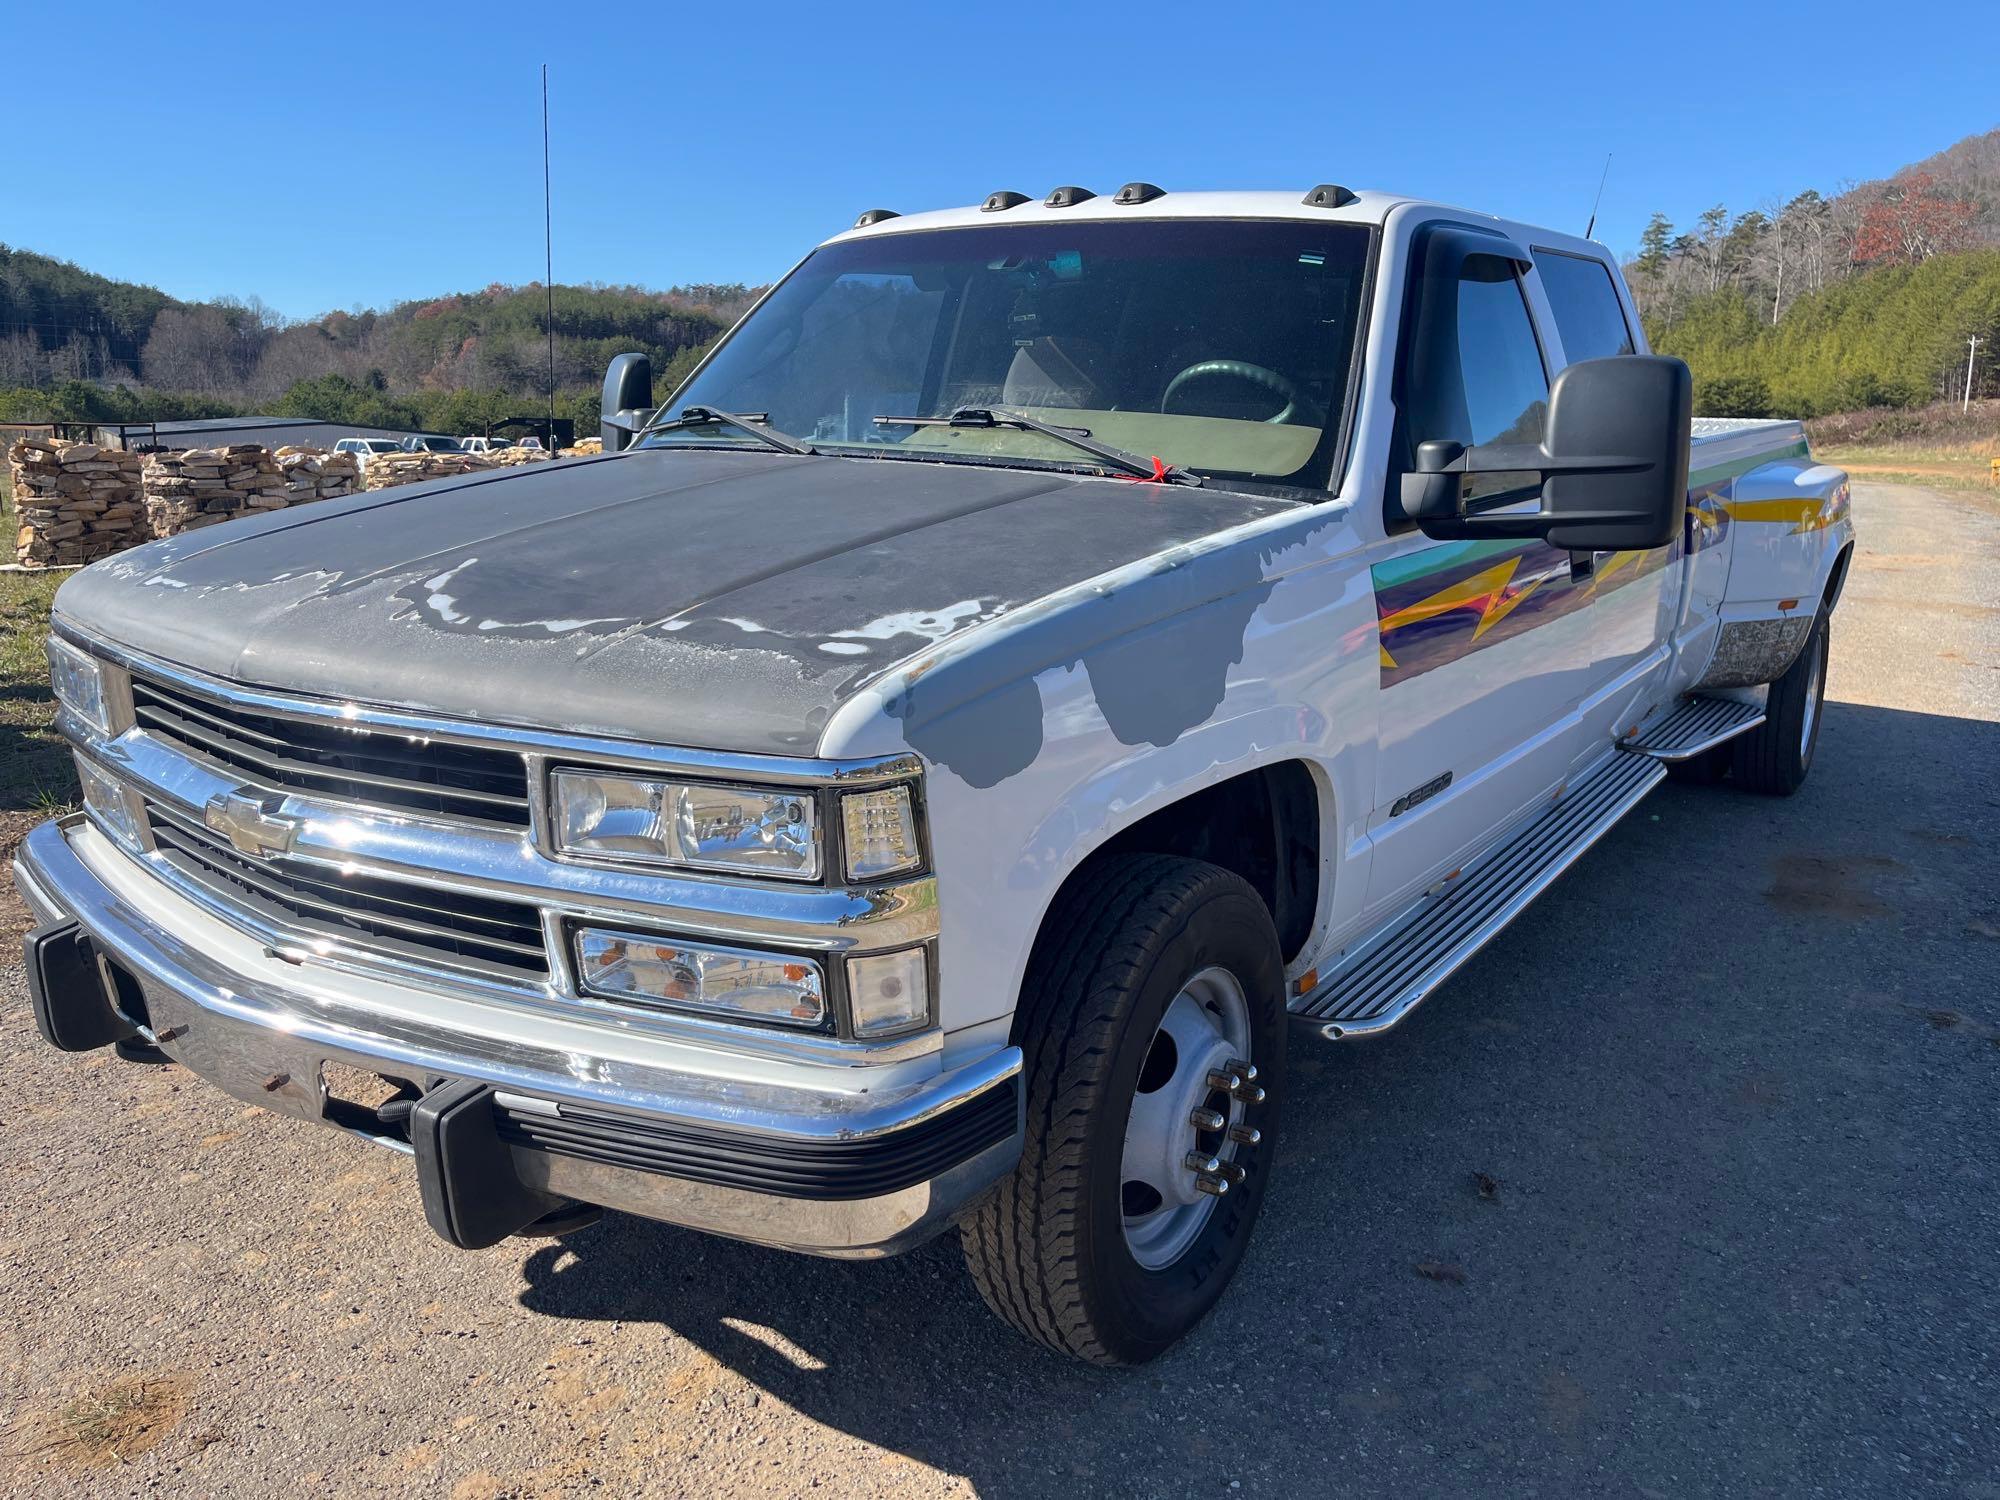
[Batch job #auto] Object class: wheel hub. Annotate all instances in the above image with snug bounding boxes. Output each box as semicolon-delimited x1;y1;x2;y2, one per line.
1120;966;1260;1270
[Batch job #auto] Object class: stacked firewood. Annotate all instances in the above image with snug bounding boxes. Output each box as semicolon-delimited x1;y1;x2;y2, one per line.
558;437;604;457
142;445;290;539
274;446;362;503
7;437;146;567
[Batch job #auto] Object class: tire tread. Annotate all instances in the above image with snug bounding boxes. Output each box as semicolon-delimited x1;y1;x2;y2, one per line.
960;854;1258;1363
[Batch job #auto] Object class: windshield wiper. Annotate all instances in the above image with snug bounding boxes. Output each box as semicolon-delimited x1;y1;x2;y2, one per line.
638;405;816;456
872;407;1200;486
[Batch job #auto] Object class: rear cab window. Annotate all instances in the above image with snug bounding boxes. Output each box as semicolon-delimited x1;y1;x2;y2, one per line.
1533;249;1636;364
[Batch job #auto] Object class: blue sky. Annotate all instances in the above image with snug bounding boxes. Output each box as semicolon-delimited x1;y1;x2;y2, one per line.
11;0;1994;320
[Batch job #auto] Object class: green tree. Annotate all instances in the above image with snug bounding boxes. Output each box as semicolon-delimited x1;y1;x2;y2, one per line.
1636;214;1673;286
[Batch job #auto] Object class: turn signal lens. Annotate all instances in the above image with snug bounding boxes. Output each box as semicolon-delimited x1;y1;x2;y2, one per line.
840;787;922;880
845;948;931;1037
574;927;828;1029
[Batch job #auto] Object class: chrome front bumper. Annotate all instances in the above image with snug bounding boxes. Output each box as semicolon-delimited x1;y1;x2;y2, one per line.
14;816;1021;1259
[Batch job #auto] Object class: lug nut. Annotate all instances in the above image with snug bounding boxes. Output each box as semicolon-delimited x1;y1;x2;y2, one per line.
1194;1174;1230;1198
1189;1107;1226;1132
1183;1151;1221;1175
1228;1124;1262;1147
1233;1082;1267;1105
1206;1068;1244;1093
1226;1059;1258;1084
1217;1161;1247;1184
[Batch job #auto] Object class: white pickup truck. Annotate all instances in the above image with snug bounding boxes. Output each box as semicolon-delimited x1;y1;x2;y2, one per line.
19;184;1851;1365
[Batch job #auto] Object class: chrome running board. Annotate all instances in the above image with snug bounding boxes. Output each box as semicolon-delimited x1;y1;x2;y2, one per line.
1291;751;1666;1041
1616;694;1764;762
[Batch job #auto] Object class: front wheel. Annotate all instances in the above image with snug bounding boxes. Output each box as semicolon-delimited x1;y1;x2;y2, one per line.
960;854;1285;1364
1731;606;1829;796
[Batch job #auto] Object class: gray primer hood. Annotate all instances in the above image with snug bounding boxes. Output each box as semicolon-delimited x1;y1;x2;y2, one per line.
55;448;1293;756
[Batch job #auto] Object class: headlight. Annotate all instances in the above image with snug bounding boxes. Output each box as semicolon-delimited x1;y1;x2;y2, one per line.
573;927;827;1028
553;770;819;879
48;637;108;736
840;787;922;880
75;752;144;851
845;948;931;1036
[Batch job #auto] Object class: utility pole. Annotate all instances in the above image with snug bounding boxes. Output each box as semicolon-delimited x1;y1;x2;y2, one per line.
1966;335;1981;414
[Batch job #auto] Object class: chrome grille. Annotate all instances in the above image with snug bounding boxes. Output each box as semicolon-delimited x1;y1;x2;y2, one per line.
146;799;550;981
129;673;531;826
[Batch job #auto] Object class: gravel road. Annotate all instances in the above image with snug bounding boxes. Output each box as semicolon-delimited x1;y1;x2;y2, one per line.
2;481;1995;1498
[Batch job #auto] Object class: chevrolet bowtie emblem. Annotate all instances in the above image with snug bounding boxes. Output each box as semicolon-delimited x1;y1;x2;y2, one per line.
203;790;299;859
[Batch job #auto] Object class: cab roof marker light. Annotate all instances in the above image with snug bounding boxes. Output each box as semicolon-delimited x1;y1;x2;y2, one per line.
1302;183;1358;209
981;190;1030;213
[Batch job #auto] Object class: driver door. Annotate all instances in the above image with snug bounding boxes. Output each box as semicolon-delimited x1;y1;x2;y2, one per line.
1361;229;1593;925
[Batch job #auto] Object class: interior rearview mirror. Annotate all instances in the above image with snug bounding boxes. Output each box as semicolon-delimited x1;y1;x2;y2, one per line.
1399;355;1693;551
600;353;654;452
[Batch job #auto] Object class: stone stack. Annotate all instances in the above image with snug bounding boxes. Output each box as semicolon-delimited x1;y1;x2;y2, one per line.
558;437;604;457
7;437;146;567
485;446;554;469
142;444;289;539
362;450;499;490
274;446;362;504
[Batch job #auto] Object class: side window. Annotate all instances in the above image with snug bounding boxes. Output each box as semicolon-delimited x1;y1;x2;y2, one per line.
1536;251;1635;363
1405;255;1549;503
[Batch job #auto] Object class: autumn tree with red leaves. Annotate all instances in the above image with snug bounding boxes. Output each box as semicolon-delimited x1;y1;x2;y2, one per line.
1852;172;1978;267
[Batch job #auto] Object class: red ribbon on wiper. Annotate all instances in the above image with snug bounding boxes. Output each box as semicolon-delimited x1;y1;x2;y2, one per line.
1116;455;1174;484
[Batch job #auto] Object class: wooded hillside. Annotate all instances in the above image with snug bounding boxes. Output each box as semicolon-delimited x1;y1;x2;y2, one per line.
1631;126;2000;416
0;243;762;436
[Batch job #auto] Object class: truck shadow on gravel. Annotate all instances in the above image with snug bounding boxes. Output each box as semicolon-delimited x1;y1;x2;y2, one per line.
511;699;1996;1496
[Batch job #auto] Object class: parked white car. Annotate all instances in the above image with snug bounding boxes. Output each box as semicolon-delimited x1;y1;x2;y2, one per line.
331;436;404;470
23;184;1851;1365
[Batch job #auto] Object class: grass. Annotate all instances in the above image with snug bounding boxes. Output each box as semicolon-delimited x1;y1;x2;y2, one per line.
1;464;77;816
1809;399;2000;492
1814;446;1999;492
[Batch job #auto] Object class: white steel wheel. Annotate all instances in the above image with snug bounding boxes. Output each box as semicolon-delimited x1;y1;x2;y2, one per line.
1120;966;1254;1270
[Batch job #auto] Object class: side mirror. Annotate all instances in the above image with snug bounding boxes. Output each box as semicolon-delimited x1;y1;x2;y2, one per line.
600;352;654;452
1399;355;1692;551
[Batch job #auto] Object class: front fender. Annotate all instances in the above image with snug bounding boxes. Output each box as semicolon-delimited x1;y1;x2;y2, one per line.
826;518;1380;1037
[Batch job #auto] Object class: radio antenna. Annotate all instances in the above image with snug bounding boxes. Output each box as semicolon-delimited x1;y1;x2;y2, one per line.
542;63;556;444
1584;153;1612;240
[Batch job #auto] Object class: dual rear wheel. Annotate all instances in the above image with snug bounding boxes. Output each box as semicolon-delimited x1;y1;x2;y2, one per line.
1674;604;1830;795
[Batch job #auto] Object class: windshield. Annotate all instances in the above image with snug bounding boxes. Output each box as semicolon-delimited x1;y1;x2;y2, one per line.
420;437;460;451
640;219;1371;486
365;440;400;452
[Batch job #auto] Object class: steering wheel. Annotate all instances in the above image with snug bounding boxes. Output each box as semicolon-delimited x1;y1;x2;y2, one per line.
1160;360;1301;425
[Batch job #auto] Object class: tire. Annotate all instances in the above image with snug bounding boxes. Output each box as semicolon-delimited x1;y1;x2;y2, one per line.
1731;606;1829;796
960;853;1286;1365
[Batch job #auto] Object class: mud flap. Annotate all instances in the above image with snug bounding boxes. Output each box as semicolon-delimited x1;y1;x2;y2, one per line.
409;1078;568;1250
23;920;139;1053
